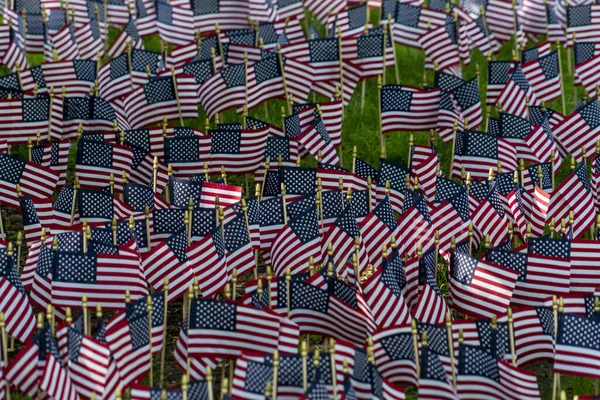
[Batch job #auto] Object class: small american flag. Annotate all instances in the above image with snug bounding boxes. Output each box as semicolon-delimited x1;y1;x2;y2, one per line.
223;213;254;277
554;99;600;163
418;23;461;77
457;129;517;180
272;208;321;276
207;127;270;175
555;312;600;379
0;246;36;341
457;344;541;399
0;152;58;210
511;306;555;366
20;194;53;246
372;325;418;388
497;65;538;119
77;188;133;224
450;250;519;319
381;86;441;133
418;345;459;400
123;73;199;129
67;326;112;399
567;4;600;44
486;61;513;106
52;249;148;309
0;95;63;144
62;96;117;139
471;181;509;247
41;59;98;97
379;158;410;214
522;51;561;104
358;196;397;270
198;62;247;119
107;17;143;58
184;297;282;358
75;139;134;193
231;354;274;400
38;326;79;400
104;292;165;388
391;3;448;48
156;0;194;45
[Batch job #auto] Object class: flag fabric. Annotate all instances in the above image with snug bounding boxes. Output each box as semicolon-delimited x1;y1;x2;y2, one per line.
553;99;600;163
0;152;58;209
62;96;118;140
123;73;198;128
51;250;148;310
0;95;63;144
456;130;517;180
38;326;80;400
359;196;397;270
381;86;441;133
555;312;600;379
471;182;510;247
487;61;514;106
497;65;538;119
198;62;247;119
566;4;600;44
208;126;269;175
521;50;562;103
186;224;228;299
75;139;134;193
391;3;448;48
456;344;542;399
418;345;459;400
104;292;165;389
511;306;555;366
449;250;519;319
372;325;418;387
418;23;461;77
155;0;194;46
20;194;53;246
272;208;321;276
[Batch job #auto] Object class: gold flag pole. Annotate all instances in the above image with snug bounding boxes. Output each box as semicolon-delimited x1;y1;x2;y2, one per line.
147;295;153;386
507;307;517;366
411;319;420;375
0;312;10;400
159;277;169;385
301;340;308;391
556;40;567;115
70;176;80;225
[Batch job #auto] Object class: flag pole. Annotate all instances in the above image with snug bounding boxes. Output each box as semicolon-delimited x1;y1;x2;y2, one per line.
411;319;420;376
266;266;272;307
0;312;10;400
147;295;153;386
158;282;168;386
301;339;308;391
171;67;184;125
47;86;54;140
389;15;400;84
152;156;158;193
511;0;519;59
507;307;517;366
337;26;344;101
145;206;152;251
360;23;369;111
382;19;388;85
449;120;459;177
272;351;279;400
378;75;385;158
70;176;79;225
277;44;291;115
241;199;258;280
556;40;567;115
286;267;291;318
188;197;194;244
551;295;561;400
445;312;457;388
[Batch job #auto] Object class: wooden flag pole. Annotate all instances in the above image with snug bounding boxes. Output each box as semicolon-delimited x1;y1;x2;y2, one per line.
389;15;400;84
411;319;420;376
241;199;258;280
82;294;88;335
382;20;388;85
147;295;153;386
507;307;517;366
0;312;10;400
206;367;214;400
444;312;457;388
181;375;188;400
70;176;80;225
271;351;279;400
186;285;194;381
572;33;577;102
277;44;291;115
144;206;152;251
378;76;385;158
360;23;369;112
301;340;308;391
171;67;184;125
47;86;54;140
512;0;519;59
556;41;567;115
449;120;459;177
152;156;159;193
480;6;492;53
551;295;560;400
286;266;291;318
187;197;194;244
337;27;344;101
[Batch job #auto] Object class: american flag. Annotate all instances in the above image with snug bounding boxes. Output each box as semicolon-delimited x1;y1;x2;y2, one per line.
287;113;340;165
5;340;41;397
458;130;517;180
419;23;461;77
379;158;410;214
305;37;340;83
553;99;600;163
38;326;79;400
529;185;550;237
484;0;522;43
208;126;269;175
223;213;254;277
191;0;250;32
548;163;595;238
391;3;448;48
322;204;368;281
449;250;518;319
555;312;600;379
412;152;440;203
398;190;436;256
231;354;273;400
507;185;528;239
62;96;118;140
41;59;98;97
20;194;53;246
418;345;459;400
432;177;471;260
97;49;159;103
142;229;193;302
289;279;369;345
130;380;208;400
51;249;148;309
243;55;285;111
358;196;397;270
123;73;198;129
349;26;395;79
456;344;541;399
521;50;562;103
104;292;165;389
304;0;345;24
184;297;281;358
486;60;513;106
381;86;441;133
372;325;418;388
75;139;133;193
511;306;555;366
525;121;562;169
471;182;509;247
164;136;210;178
50;23;80;61
31;139;70;187
155;0;194;46
66;326;112;399
107;17;143;58
449;77;482;130
567;4;600;44
0;245;36;341
73;18;104;59
362;252;411;329
198;62;246;119
0;95;63;144
413;267;451;326
272;208;321;276
77;188;133;224
0;152;58;210
497;65;538;119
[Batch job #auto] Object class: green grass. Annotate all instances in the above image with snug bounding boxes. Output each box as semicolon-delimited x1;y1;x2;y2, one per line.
4;8;595;400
